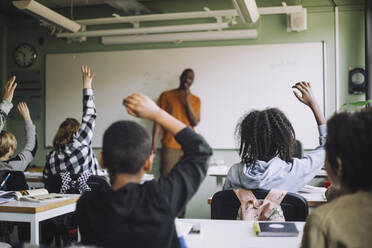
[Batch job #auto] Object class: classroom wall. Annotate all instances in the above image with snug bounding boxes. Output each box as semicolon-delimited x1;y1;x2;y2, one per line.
0;15;8;87
3;1;365;219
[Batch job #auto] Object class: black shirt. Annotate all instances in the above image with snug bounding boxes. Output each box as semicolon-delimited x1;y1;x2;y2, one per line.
75;127;212;248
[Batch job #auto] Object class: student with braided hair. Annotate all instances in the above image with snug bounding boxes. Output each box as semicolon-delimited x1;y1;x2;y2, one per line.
223;82;326;192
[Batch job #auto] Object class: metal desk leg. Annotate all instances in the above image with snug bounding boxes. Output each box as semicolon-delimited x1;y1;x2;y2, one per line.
30;219;39;245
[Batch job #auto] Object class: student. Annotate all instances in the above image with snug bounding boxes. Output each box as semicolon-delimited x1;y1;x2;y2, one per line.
301;108;372;248
0;102;37;171
75;93;212;248
0;76;17;132
43;66;100;192
223;82;326;192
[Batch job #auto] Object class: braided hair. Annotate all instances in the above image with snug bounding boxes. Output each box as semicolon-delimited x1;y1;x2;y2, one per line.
236;108;296;166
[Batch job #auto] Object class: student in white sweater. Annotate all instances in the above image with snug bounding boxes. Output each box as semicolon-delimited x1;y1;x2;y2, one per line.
223;82;326;193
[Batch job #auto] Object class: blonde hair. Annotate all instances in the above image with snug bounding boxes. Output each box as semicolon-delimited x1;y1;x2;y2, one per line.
53;118;81;149
0;131;17;157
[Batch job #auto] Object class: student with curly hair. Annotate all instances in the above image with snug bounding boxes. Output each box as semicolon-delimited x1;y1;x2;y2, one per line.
223;82;326;192
301;108;372;248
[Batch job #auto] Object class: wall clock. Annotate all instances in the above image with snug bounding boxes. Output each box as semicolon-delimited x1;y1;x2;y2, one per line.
14;43;37;68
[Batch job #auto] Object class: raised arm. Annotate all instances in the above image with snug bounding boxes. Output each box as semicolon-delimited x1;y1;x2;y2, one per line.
0;76;17;132
124;94;185;135
152;123;162;154
292;81;326;126
76;66;96;145
184;89;200;127
289;82;327;190
6;102;37;171
124;94;212;216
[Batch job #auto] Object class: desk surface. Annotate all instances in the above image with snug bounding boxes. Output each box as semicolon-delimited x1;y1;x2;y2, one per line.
0;195;80;213
177;219;305;248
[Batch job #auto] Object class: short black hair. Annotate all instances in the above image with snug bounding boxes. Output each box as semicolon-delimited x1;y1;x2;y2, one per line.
236;108;296;166
325;107;372;191
102;121;152;174
179;68;194;83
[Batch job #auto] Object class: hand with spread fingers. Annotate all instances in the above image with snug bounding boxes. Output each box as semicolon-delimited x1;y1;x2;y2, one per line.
2;76;17;103
292;81;325;125
123;94;161;120
17;102;31;121
81;65;95;89
292;81;316;107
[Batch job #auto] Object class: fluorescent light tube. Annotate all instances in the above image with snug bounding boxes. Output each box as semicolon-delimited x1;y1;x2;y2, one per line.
56;23;229;38
102;30;258;45
77;10;238;26
13;0;81;32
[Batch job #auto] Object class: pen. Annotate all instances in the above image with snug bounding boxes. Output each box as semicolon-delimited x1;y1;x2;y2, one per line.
0;173;11;190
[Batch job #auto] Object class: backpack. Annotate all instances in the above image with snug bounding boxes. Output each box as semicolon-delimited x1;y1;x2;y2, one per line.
233;188;287;221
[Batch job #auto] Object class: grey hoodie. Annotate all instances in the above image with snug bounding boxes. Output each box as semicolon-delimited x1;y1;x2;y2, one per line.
223;124;326;193
0;120;37;171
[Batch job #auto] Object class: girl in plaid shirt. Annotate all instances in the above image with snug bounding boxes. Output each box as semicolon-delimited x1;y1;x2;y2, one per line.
43;66;100;192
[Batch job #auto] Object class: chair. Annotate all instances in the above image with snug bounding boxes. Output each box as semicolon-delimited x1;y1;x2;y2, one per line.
42;173;109;246
45;173;109;194
293;140;304;159
211;189;308;221
0;170;29;191
0;171;30;243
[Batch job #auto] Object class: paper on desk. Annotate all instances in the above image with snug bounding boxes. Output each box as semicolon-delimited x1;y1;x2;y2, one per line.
175;219;193;237
24;172;43;178
298;185;327;194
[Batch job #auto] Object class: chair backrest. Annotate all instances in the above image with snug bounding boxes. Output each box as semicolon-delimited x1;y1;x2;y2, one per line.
0;170;28;191
211;189;308;221
293;140;304;159
45;174;109;194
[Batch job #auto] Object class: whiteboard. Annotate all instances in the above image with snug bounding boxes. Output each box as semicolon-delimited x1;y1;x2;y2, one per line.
46;42;325;149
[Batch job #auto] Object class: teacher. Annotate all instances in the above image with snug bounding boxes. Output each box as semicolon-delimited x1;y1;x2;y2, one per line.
152;68;201;177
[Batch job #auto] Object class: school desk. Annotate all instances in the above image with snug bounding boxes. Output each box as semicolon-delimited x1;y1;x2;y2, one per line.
176;218;305;248
0;194;79;245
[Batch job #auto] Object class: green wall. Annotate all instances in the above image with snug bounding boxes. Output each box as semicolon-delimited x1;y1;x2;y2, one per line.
2;1;365;218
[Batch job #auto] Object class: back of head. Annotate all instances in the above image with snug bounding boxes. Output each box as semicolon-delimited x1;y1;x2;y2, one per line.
325;107;372;191
0;131;17;157
102;121;152;174
53;118;81;149
236;108;295;165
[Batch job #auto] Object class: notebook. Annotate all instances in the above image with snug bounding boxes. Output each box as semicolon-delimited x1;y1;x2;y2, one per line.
0;189;66;203
253;222;299;237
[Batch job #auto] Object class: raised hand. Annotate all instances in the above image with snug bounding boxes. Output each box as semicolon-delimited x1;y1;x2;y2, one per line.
2;76;17;102
17;102;31;121
81;65;94;89
123;94;161;120
292;81;325;125
292;81;317;107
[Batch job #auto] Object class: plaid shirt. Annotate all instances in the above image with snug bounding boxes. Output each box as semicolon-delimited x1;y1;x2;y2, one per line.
43;88;100;180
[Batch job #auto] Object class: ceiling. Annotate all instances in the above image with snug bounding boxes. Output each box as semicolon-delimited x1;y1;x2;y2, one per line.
0;0;365;19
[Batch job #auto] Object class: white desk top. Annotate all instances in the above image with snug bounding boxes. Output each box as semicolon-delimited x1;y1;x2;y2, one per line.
176;219;305;248
0;194;80;213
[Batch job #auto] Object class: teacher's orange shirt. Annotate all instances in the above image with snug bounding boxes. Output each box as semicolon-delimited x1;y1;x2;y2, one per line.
158;89;201;149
